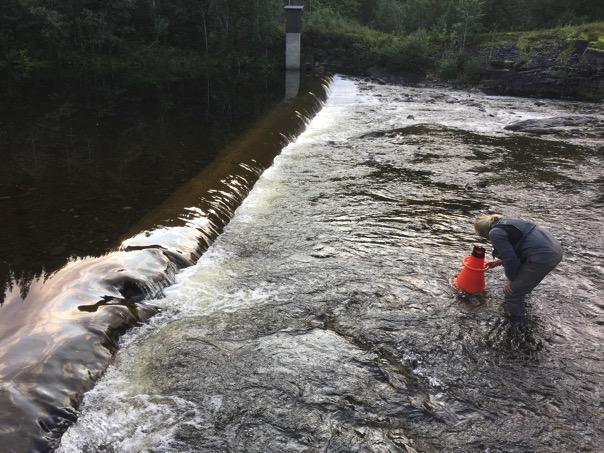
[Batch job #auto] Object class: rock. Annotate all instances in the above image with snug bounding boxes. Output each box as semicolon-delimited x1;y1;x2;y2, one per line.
358;131;386;139
310;245;337;259
407;115;415;120
583;47;604;67
479;40;604;101
504;115;604;137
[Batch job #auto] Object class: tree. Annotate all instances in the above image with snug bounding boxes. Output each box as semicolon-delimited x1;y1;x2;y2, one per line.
372;0;404;34
453;0;484;53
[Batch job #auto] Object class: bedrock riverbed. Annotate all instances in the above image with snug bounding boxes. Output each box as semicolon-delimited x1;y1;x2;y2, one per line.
60;77;603;452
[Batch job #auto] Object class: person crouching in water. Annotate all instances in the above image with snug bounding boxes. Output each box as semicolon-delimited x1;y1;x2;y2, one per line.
474;214;563;325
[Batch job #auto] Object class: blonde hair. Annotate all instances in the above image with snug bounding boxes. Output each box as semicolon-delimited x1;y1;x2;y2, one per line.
474;214;503;239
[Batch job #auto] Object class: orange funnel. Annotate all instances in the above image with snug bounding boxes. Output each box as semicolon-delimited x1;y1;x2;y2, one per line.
454;246;489;295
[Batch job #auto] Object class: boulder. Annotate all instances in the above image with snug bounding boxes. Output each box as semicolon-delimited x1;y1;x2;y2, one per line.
504;116;604;137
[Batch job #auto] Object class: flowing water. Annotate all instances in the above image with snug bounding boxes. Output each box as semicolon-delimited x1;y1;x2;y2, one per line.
0;73;328;451
6;75;604;451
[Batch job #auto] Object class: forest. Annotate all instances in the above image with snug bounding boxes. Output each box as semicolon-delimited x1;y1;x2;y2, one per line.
1;1;603;86
315;0;603;34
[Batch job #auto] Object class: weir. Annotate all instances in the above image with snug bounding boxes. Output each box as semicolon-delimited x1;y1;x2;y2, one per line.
58;77;604;452
0;75;330;452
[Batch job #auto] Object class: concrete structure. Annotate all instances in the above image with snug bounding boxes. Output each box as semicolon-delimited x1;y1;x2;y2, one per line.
284;5;303;70
285;70;300;99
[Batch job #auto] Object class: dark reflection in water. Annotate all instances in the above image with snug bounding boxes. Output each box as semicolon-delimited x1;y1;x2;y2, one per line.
0;70;329;451
285;70;301;99
0;74;285;302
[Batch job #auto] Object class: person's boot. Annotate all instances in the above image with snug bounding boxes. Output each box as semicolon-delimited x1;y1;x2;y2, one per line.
509;315;527;327
508;315;541;351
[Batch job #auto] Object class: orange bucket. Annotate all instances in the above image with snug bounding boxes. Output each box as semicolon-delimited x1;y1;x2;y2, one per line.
453;246;490;295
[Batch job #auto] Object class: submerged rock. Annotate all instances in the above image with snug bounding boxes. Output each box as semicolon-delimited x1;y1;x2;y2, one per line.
504;115;604;137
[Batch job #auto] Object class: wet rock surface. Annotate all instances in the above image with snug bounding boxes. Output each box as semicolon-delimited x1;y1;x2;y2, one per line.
480;41;604;101
60;79;604;452
504;115;604;137
146;317;424;452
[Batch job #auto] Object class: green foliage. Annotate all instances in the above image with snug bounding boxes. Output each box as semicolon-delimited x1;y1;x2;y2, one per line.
437;52;484;83
457;55;484;83
438;53;459;80
318;0;604;35
482;22;604;47
306;5;389;44
592;36;604;50
451;0;484;52
305;0;603;80
372;0;405;34
306;6;435;73
378;32;434;73
1;0;603;86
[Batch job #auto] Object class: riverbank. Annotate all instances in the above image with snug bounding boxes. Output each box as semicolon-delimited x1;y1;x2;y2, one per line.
4;19;602;103
303;21;604;101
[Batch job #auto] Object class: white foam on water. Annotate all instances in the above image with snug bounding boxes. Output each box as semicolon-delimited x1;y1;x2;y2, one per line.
58;377;206;453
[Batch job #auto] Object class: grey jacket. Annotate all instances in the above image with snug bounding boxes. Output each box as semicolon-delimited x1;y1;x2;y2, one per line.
489;218;563;280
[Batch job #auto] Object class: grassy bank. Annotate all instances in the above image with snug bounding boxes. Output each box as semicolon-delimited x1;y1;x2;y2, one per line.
481;22;604;49
304;8;434;77
304;9;604;89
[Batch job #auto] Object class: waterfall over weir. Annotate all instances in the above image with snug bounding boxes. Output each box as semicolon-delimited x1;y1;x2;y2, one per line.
0;76;330;452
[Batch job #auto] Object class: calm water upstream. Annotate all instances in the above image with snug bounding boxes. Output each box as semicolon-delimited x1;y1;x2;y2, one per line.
0;75;285;297
6;75;604;451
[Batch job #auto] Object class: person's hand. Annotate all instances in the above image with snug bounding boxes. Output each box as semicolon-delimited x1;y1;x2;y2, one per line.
487;259;503;269
503;280;513;296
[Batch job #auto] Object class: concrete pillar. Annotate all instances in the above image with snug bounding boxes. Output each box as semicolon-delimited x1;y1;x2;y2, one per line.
284;5;303;70
285;70;300;99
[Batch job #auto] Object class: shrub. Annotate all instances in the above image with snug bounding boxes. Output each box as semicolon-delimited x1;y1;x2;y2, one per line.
591;36;604;50
437;53;485;83
437;54;459;80
458;56;485;83
379;33;434;74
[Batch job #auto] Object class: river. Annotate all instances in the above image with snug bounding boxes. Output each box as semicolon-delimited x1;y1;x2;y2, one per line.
0;74;288;297
4;75;604;452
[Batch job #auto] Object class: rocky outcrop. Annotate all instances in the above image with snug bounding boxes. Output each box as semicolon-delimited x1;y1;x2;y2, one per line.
303;27;604;101
480;40;604;101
